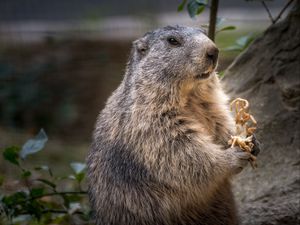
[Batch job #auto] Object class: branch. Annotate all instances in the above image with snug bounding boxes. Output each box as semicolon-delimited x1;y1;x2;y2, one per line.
42;209;85;215
18;209;85;215
208;0;219;42
261;0;295;25
30;191;87;201
261;1;274;24
14;191;87;205
274;0;294;23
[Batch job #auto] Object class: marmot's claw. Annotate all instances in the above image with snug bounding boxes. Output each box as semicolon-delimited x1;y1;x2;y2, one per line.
250;134;261;156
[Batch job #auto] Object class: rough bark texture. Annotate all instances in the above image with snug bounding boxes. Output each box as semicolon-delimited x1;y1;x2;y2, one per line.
223;1;300;225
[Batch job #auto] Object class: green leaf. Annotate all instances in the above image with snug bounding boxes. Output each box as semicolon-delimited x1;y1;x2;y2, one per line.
245;0;273;1
36;178;56;189
26;199;43;219
177;0;187;11
64;194;82;202
222;45;243;51
2;191;27;206
52;215;67;224
3;146;20;165
56;175;71;180
196;5;205;15
75;173;85;183
187;1;198;18
216;17;226;28
20;129;48;159
68;202;81;214
35;165;49;171
11;215;32;223
201;24;209;29
187;0;206;18
0;174;4;186
195;0;208;4
35;165;53;177
217;25;236;33
81;209;93;221
236;35;250;46
218;71;225;78
30;188;44;198
21;170;32;178
70;162;86;174
70;162;86;183
236;34;254;48
68;175;76;180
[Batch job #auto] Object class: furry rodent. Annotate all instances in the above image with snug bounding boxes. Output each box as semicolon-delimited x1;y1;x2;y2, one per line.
87;25;253;225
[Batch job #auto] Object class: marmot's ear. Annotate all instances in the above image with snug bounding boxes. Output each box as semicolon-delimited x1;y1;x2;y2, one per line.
133;38;148;55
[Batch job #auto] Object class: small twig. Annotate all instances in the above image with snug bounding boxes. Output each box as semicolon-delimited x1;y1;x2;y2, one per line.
42;209;85;215
43;209;68;214
14;191;87;205
30;191;87;201
261;1;275;24
18;209;85;215
273;0;294;23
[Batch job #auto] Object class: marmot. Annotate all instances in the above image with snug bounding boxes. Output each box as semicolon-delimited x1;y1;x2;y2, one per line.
87;25;258;225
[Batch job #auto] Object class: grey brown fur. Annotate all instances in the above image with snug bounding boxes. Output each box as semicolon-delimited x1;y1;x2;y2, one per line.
87;26;253;225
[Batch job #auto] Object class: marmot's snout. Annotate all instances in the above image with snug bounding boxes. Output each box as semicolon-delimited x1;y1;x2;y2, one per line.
196;44;219;79
206;45;219;66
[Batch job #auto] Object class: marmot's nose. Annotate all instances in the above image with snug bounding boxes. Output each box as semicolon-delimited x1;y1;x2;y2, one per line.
206;46;219;64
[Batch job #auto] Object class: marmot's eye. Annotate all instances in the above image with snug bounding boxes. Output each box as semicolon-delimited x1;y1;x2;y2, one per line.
167;37;180;46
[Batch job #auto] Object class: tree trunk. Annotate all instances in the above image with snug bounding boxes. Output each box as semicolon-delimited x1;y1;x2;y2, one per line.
208;0;219;41
223;1;300;224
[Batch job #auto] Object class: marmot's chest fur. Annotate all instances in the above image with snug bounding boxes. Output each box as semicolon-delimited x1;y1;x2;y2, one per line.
179;79;234;148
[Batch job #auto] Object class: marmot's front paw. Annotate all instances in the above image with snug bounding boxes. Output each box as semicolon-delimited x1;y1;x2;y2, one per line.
227;147;252;175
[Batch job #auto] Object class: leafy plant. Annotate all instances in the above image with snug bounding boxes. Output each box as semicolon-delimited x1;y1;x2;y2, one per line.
178;0;208;18
0;130;92;225
222;34;255;52
177;0;236;41
215;18;236;34
246;0;294;24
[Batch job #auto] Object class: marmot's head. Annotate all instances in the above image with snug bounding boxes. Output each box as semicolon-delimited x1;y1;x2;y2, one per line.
127;25;219;87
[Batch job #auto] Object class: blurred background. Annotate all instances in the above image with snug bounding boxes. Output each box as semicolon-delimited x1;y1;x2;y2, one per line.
0;0;291;174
